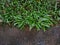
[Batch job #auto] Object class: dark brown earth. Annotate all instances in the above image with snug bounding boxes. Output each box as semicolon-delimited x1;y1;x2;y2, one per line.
0;24;60;45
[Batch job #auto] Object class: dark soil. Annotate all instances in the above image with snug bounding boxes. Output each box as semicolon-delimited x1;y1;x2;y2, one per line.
0;24;60;45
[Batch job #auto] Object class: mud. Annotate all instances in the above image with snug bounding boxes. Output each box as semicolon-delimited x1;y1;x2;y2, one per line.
0;24;60;45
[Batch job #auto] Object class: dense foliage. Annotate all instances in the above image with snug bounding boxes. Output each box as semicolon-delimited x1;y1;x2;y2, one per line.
0;0;60;31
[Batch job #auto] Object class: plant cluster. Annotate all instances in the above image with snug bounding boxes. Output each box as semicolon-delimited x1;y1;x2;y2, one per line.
0;0;60;31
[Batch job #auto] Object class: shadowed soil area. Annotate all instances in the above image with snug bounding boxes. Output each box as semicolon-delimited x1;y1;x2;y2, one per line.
0;24;60;45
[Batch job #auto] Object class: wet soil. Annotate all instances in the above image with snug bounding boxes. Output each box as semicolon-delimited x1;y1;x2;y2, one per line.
0;24;60;45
